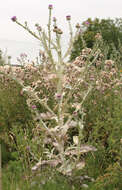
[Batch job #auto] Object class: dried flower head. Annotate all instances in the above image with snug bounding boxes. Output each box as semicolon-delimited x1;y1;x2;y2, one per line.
75;23;80;29
105;60;114;66
95;33;102;40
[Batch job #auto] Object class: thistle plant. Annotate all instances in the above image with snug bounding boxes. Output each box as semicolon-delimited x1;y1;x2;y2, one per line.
4;5;100;179
5;5;120;180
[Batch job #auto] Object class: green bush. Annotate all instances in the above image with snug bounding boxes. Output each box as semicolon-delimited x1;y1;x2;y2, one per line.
70;18;122;69
0;75;34;165
80;87;122;189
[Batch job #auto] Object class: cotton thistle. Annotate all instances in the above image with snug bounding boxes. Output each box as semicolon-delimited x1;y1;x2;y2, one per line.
9;4;99;180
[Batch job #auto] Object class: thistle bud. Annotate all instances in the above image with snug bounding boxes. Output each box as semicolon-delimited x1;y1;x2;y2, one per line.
75;23;80;29
53;26;58;33
53;17;57;22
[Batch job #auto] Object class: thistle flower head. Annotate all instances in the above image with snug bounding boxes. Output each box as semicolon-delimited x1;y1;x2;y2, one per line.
84;21;90;25
32;105;37;109
55;93;62;100
48;4;53;9
11;16;17;22
66;15;71;21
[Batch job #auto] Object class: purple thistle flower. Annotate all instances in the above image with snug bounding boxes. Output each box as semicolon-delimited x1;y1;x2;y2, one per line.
66;15;71;21
26;146;30;151
85;21;90;25
32;105;37;109
48;4;53;9
11;16;17;22
55;93;62;100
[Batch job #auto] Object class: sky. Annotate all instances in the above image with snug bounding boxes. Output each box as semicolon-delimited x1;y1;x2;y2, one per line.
0;0;122;64
0;0;122;42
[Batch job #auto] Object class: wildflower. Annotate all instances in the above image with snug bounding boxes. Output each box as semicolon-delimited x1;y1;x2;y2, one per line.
84;21;90;25
48;4;53;9
55;93;62;100
11;16;17;22
66;15;71;21
32;105;37;109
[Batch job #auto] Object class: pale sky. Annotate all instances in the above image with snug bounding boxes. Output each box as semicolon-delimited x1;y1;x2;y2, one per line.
0;0;122;43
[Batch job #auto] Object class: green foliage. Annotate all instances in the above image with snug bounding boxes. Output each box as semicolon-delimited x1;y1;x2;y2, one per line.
70;18;122;68
0;75;34;165
80;88;122;189
88;163;122;190
70;35;84;61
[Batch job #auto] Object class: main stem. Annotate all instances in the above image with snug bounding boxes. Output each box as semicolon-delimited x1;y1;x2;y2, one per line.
0;144;2;190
